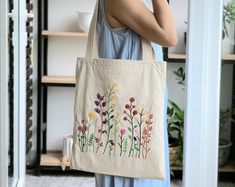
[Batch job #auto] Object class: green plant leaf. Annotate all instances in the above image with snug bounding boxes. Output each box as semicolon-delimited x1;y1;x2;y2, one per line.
134;144;140;151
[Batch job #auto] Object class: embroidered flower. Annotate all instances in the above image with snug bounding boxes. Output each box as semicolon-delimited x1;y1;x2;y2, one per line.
125;104;130;109
133;110;138;116
88;112;96;120
120;129;126;136
129;97;135;103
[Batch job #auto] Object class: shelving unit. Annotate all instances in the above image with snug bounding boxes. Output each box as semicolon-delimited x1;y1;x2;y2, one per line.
163;47;235;178
36;0;81;175
36;0;235;178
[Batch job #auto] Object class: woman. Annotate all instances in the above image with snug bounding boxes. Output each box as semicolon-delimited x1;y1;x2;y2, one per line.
95;0;177;186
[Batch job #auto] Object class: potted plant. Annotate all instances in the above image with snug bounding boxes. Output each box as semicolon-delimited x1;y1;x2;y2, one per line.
219;109;233;167
167;100;184;165
167;67;185;165
222;0;235;54
184;1;235;54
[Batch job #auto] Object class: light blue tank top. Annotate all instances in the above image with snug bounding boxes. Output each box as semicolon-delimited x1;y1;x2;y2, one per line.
96;0;163;61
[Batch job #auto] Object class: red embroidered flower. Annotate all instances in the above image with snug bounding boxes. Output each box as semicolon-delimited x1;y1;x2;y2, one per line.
129;97;135;103
133;110;138;116
77;126;83;132
125;104;130;109
123;117;128;121
82;126;88;132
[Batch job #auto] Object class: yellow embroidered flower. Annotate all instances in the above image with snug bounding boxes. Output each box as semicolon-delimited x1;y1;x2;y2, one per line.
112;88;118;94
116;112;121;118
107;84;113;90
88;112;96;120
111;104;117;109
111;94;118;100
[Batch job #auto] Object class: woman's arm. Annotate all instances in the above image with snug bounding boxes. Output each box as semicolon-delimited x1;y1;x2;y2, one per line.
106;0;177;47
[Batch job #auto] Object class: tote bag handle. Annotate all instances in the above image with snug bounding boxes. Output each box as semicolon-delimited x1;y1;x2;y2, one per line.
86;0;155;60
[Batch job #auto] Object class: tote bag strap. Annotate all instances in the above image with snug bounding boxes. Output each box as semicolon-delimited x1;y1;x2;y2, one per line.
86;0;155;60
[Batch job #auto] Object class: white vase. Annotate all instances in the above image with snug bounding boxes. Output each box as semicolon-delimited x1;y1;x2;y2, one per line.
62;134;73;160
222;37;234;55
76;11;93;33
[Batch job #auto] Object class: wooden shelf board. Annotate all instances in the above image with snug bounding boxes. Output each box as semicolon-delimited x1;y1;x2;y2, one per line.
222;54;235;61
168;53;235;61
41;76;75;84
171;160;235;172
8;154;10;166
42;30;88;37
41;152;70;167
218;160;235;172
168;53;186;60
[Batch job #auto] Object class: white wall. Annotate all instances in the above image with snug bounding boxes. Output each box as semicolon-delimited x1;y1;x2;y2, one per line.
31;0;233;151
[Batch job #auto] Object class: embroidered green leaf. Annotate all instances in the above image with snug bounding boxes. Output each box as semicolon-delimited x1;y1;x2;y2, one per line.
134;144;140;151
123;139;128;153
128;127;132;132
134;125;138;128
88;133;94;146
128;135;132;139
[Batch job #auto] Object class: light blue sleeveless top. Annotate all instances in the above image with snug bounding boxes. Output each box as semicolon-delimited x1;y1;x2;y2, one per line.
95;0;170;186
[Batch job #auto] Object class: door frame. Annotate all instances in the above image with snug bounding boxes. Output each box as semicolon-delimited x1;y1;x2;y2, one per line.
0;0;9;186
13;0;27;186
0;0;27;186
183;0;223;186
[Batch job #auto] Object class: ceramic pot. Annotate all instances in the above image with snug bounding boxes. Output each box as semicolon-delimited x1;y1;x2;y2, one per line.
169;145;180;166
62;134;73;160
76;11;93;33
218;140;232;167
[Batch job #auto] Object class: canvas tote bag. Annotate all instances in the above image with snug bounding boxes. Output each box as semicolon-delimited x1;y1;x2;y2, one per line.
70;0;167;180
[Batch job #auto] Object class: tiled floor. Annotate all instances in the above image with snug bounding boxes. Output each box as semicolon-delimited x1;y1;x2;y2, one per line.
25;174;235;187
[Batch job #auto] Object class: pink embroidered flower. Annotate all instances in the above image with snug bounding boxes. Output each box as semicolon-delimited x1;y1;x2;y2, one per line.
120;129;126;136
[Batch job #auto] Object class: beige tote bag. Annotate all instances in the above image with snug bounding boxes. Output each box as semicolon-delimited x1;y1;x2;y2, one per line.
70;0;167;180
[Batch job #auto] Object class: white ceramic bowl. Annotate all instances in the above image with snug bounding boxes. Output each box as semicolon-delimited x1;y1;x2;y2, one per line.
76;11;93;33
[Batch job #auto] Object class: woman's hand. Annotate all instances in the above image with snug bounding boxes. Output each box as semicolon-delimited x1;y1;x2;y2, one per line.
105;0;177;47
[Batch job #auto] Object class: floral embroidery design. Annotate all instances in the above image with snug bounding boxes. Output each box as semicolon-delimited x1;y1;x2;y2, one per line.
76;83;154;159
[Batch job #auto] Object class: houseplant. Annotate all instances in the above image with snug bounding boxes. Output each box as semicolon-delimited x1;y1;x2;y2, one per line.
222;0;235;39
185;1;235;53
167;67;185;165
219;109;233;167
222;0;235;54
167;100;184;165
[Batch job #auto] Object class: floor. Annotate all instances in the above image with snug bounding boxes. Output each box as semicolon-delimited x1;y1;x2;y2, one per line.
25;174;235;187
